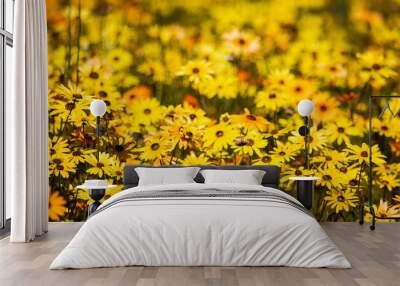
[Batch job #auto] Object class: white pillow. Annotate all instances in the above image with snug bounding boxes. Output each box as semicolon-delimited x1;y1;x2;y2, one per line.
135;167;200;186
200;169;265;185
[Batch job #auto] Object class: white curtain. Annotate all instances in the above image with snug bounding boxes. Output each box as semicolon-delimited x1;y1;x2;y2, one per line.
8;0;49;242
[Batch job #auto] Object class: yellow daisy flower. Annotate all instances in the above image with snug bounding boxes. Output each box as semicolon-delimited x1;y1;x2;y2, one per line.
129;98;165;126
163;122;203;150
85;152;116;178
376;173;400;192
269;141;299;164
345;143;386;167
231;109;270;132
255;88;288;112
313;149;347;169
180;152;211;165
316;167;346;190
233;132;267;157
177;60;214;86
223;29;260;56
326;118;363;145
49;154;76;178
106;48;133;70
48;191;67;221
204;123;239;152
325;189;358;213
137;136;172;163
365;200;400;222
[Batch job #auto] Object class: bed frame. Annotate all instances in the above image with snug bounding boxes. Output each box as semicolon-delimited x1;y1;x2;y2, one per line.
123;165;281;189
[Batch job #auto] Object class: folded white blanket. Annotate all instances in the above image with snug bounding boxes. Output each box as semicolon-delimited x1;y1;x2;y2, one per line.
50;183;351;269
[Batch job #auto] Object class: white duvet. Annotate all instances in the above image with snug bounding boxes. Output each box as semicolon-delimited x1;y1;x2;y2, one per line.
50;183;351;269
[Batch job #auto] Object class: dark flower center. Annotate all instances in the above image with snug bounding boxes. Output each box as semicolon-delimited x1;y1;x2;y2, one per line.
53;158;62;164
235;136;247;146
115;144;124;152
190;114;197;120
97;163;104;168
98;90;107;98
295;86;302;93
113;56;120;61
338;127;345;133
337;195;345;202
246;114;257;121
72;93;82;100
269;93;277;99
144;108;151;115
238;38;246;45
262;156;271;163
185;132;193;140
216;130;224;137
192;67;200;74
222;116;229;122
320;105;328;112
89;71;99;79
372;63;381;70
322;174;332;181
361;151;368;157
279;151;286;156
295;170;302;176
349;179;357;186
66;102;75;110
151;143;160;151
311;51;318;60
56;165;64;170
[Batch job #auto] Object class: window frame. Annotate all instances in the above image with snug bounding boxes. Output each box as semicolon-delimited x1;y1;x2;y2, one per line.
0;0;14;232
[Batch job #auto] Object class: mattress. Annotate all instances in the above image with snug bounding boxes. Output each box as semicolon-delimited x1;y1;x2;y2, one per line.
50;183;351;269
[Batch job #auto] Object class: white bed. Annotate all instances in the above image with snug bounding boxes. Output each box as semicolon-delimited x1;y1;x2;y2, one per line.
50;183;351;269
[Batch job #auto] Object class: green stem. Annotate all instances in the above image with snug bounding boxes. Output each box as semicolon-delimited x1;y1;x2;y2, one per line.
55;100;76;144
169;142;179;165
66;0;72;82
75;0;82;84
317;200;327;221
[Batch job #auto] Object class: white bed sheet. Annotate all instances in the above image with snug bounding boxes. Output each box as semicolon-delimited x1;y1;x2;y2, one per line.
50;183;351;269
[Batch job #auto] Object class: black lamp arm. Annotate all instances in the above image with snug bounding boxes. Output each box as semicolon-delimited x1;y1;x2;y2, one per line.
298;116;311;169
96;116;100;161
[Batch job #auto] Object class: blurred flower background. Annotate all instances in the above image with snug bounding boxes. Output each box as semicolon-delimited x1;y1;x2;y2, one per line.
47;0;400;222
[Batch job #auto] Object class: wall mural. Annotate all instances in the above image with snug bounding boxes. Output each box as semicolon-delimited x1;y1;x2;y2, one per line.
47;0;400;222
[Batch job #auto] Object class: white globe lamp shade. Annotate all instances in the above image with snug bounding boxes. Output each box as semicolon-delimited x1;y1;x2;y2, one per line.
297;99;314;117
90;99;107;117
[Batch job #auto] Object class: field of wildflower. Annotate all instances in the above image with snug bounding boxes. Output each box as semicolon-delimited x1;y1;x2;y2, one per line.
46;0;400;222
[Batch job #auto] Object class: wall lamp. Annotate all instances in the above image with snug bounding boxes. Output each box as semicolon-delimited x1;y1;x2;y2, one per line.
90;99;107;161
297;99;314;169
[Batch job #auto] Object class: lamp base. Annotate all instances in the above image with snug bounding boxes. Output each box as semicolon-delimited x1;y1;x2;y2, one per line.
88;188;105;216
296;180;314;210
